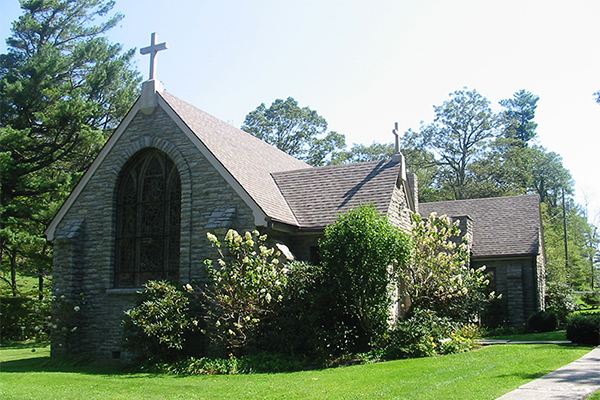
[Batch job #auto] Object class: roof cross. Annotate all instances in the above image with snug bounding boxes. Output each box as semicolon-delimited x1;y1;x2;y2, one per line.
140;32;168;81
392;122;401;154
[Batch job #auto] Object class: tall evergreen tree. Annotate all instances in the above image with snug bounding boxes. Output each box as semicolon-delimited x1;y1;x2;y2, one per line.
499;89;539;144
0;0;141;296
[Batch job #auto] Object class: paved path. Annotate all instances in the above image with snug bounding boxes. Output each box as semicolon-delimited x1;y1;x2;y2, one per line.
495;346;600;400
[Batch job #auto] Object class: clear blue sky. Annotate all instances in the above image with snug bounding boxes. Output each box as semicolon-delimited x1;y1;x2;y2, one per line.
2;0;599;223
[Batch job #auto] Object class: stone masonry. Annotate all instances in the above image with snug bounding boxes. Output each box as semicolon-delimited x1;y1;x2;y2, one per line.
51;106;256;359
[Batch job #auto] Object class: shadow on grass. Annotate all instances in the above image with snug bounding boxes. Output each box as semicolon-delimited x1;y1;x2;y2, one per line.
1;340;50;349
0;356;142;376
494;371;549;381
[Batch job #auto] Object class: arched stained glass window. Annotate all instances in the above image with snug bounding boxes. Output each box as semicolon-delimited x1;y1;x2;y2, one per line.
115;149;181;288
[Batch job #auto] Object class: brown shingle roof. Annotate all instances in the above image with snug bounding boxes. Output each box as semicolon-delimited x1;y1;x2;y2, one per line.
272;160;401;229
160;91;311;226
418;195;542;258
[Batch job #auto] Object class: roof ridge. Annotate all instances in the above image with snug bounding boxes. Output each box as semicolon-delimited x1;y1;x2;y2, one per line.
421;193;540;206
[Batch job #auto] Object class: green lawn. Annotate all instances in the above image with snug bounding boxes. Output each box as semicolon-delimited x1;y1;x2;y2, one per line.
0;342;595;400
486;330;568;341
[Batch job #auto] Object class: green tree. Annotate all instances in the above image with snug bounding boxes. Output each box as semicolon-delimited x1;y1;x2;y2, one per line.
241;97;345;166
403;88;499;200
543;202;599;290
0;0;141;296
499;89;539;144
319;205;411;350
333;141;395;164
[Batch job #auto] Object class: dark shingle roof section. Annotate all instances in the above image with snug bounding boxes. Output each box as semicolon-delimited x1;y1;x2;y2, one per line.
273;160;401;229
418;195;542;258
160;91;311;226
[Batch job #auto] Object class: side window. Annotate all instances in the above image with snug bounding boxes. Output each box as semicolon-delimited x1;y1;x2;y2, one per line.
115;149;181;288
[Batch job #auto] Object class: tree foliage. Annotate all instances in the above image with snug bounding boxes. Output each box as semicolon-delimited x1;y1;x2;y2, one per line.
242;97;345;166
0;0;141;296
319;205;411;350
333;141;395;164
499;89;539;144
404;88;499;200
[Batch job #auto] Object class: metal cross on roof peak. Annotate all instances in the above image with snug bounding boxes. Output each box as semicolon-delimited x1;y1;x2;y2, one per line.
140;32;168;81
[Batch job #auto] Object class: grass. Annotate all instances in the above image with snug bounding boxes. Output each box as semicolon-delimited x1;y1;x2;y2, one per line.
0;341;595;400
576;308;600;314
486;330;568;342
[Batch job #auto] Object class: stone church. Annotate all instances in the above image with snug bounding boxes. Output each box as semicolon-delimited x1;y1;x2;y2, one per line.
45;36;545;359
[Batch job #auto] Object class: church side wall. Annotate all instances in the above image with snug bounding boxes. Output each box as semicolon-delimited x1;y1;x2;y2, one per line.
473;257;539;328
51;107;255;359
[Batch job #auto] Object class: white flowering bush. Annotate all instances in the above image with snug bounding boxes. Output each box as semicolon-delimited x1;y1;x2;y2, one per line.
202;230;287;355
46;292;85;353
403;213;492;322
122;281;199;362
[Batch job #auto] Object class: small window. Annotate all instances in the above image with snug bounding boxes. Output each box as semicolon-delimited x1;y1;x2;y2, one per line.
115;149;181;288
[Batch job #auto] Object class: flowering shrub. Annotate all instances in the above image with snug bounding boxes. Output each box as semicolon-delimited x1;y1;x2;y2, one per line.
202;230;287;355
405;213;492;322
122;281;199;362
51;293;85;352
545;281;577;326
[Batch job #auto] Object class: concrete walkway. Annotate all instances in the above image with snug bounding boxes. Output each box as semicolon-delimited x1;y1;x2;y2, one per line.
495;346;600;400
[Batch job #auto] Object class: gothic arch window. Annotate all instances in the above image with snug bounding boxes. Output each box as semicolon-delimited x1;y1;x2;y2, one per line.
115;149;181;288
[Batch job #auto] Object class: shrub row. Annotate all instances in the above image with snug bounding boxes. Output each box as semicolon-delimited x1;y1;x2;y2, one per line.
566;313;599;346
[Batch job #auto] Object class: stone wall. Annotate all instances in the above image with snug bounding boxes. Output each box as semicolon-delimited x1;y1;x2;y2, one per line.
386;184;413;233
472;256;540;327
52;106;256;359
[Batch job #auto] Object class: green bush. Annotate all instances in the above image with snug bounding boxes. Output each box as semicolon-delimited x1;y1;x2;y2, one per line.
319;205;411;352
150;356;240;375
148;352;307;375
122;281;200;362
566;313;600;345
580;292;600;308
382;310;476;360
545;282;576;326
260;261;336;359
481;297;510;329
527;310;558;333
